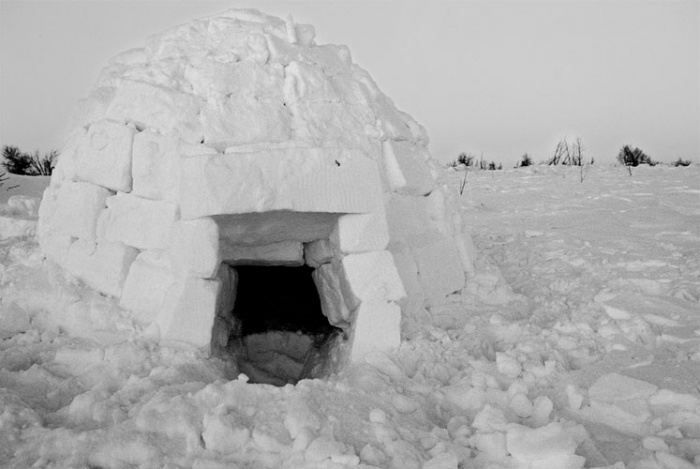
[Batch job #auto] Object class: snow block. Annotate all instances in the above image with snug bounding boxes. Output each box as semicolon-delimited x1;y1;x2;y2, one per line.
216;211;340;246
588;373;658;405
313;263;352;326
382;140;434;196
105;80;204;144
330;207;389;254
76;119;136;192
289;101;376;152
506;423;585;469
64;239;138;297
349;300;401;362
53;127;87;182
167;218;220;278
387;241;427;330
103;193;178;250
179;148;383;218
385;194;433;241
340;251;406;307
283;61;339;105
51;181;111;242
155;276;220;347
132;130;216;202
409;232;466;305
119;251;174;323
187;56;281;97
220;240;303;266
40;233;74;265
210;263;238;354
119;251;175;323
304;239;335;267
201;94;291;150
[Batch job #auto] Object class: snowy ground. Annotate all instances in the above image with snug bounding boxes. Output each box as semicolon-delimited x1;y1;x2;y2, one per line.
1;165;699;469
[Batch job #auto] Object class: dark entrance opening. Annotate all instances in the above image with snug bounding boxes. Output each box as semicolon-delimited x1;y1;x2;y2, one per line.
226;265;343;386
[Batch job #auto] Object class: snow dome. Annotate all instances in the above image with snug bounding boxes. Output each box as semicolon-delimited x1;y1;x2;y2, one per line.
37;9;474;384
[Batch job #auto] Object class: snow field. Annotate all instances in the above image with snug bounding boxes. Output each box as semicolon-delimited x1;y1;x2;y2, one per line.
2;164;698;468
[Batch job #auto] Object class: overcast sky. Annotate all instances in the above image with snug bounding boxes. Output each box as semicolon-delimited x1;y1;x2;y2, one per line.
1;0;698;165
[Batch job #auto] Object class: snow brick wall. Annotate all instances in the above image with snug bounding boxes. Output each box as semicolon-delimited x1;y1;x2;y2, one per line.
37;9;474;372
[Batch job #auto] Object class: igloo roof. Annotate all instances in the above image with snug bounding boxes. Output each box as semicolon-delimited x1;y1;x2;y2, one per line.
77;8;429;156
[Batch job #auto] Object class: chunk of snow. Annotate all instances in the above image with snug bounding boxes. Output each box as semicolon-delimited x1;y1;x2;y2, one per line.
330;208;390;254
179;148;383;218
119;251;174;322
105;80;204;144
313;262;352;325
76;119;136;192
155;276;220;347
220;240;303;266
383;140;434;196
349;300;401;361
340;250;406;305
50;181;110;242
103;193;178;250
422;452;459;469
588;373;658;404
167;218;220;278
131;130;215;202
201;413;249;453
64;239;138;297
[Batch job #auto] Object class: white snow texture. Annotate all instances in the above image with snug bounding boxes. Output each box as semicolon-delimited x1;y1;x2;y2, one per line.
35;9;473;360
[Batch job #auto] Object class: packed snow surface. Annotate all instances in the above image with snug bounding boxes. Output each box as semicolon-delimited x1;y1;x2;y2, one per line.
1;165;699;468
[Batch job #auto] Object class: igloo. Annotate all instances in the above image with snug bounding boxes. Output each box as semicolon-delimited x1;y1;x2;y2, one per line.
37;9;474;385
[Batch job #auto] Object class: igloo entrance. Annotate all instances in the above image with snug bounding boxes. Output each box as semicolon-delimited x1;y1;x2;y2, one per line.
212;264;344;386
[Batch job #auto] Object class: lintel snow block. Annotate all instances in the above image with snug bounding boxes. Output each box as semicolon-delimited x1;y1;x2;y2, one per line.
52;181;111;242
64;239;138;298
167;218;220;278
340;250;406;308
349;300;401;362
155;276;220;347
103;193;178;250
77;119;136;192
180;148;383;218
220;240;303;266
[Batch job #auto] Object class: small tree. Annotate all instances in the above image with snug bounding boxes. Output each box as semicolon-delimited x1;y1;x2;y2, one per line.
672;157;691;167
571;137;585;166
548;138;572;165
617;145;655;168
1;145;56;175
518;153;533;167
457;152;475;167
2;146;33;175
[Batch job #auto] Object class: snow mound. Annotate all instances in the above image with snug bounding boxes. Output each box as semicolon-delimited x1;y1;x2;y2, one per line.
36;9;475;375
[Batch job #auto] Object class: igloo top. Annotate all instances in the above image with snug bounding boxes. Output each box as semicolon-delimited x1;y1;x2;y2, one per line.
37;9;474;358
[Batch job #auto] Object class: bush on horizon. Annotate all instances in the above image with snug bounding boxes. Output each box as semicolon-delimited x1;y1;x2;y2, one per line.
672;157;692;167
617;145;656;167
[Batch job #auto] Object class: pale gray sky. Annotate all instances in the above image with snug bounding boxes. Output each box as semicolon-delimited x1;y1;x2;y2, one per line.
1;0;698;165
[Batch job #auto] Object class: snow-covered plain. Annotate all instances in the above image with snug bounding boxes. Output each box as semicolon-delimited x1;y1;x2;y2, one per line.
1;164;699;469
